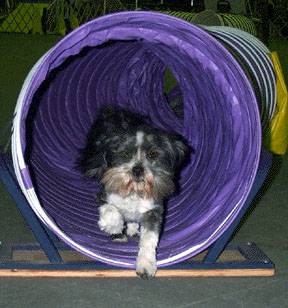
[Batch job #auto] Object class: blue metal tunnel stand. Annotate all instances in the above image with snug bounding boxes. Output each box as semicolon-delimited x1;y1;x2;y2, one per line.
0;148;275;277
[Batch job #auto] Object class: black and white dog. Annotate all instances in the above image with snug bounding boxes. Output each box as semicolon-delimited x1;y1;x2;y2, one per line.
78;108;190;279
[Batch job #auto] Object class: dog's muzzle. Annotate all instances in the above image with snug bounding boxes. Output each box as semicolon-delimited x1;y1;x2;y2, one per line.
132;164;144;182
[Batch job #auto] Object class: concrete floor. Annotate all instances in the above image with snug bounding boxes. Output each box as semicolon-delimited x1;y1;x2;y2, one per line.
0;33;287;308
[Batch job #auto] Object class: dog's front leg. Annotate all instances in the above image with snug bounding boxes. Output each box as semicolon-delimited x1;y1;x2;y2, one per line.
136;207;163;279
98;203;124;235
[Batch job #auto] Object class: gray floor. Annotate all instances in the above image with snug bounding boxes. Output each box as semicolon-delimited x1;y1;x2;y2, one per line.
0;33;287;308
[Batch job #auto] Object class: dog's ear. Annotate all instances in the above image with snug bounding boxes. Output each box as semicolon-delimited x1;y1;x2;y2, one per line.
171;135;192;168
77;141;108;180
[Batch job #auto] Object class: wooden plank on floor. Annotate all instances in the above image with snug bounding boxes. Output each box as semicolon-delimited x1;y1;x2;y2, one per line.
1;243;274;278
0;268;275;278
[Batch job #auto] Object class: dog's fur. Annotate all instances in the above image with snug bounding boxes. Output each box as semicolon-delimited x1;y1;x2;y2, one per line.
78;107;190;279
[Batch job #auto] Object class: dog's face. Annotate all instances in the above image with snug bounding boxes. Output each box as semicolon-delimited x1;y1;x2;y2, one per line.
79;109;190;200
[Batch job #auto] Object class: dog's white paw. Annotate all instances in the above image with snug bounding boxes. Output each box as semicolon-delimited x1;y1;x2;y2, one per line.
136;256;157;279
98;204;124;235
126;222;140;237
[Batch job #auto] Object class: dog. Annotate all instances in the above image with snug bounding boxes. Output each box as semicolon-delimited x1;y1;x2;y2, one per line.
78;107;190;279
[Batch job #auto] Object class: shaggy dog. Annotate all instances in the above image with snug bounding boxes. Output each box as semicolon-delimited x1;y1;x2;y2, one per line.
78;108;190;278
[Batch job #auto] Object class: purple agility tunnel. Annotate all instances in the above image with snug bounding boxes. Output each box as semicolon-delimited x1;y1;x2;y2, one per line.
12;12;265;268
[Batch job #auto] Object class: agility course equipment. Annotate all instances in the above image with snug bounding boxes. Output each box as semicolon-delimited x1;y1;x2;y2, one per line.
0;11;280;276
162;10;257;35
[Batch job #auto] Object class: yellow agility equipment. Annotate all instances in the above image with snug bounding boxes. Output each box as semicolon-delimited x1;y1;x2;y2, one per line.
264;52;288;155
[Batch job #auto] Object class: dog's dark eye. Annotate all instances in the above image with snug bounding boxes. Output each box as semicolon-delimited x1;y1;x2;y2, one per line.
146;150;159;160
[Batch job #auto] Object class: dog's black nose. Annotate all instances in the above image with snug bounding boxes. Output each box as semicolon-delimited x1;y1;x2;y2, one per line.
132;165;144;178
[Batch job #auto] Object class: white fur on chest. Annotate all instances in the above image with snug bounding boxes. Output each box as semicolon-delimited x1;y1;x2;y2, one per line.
107;193;155;221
